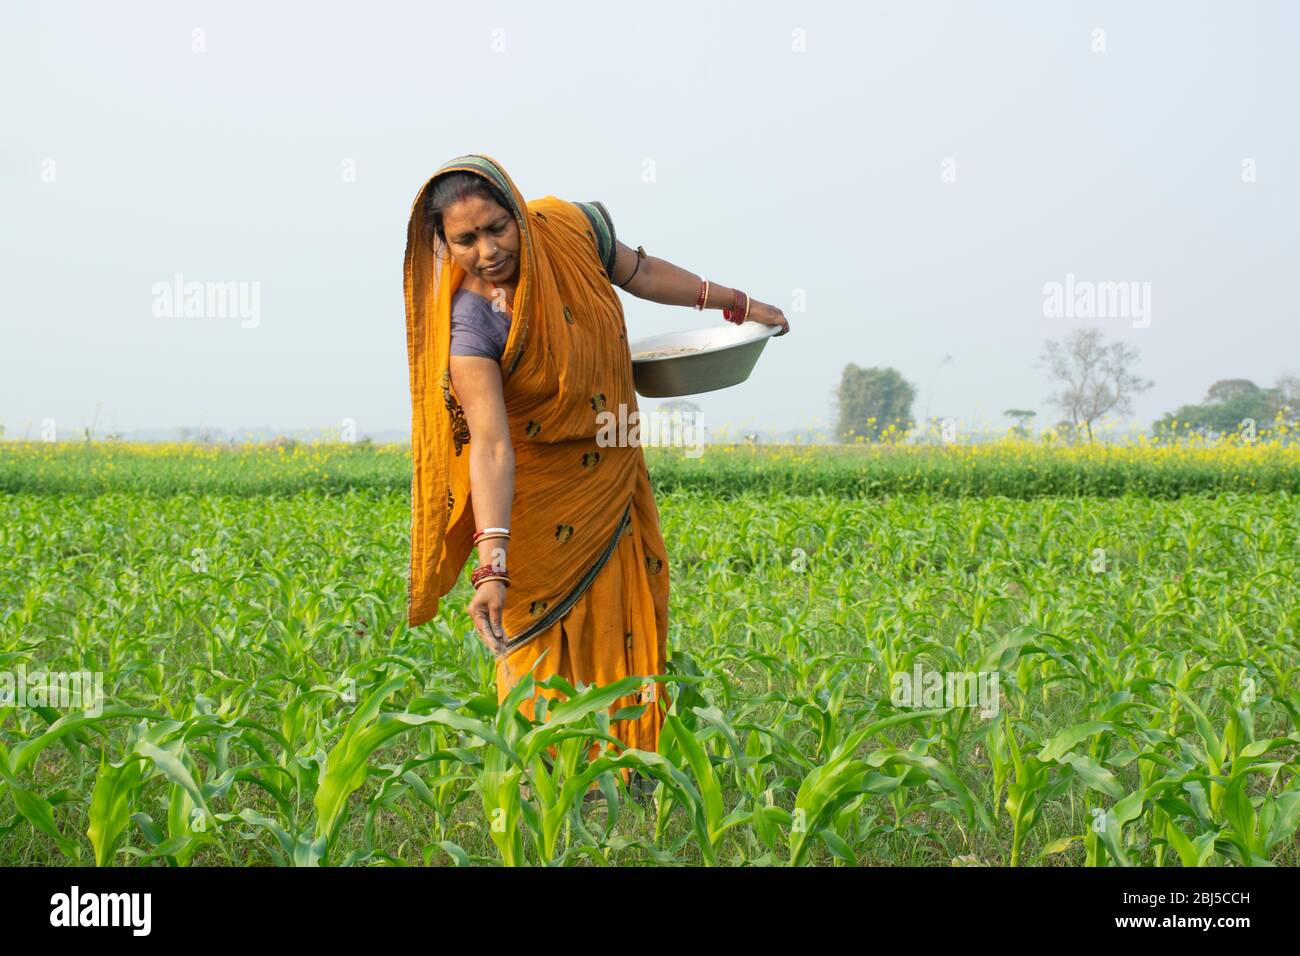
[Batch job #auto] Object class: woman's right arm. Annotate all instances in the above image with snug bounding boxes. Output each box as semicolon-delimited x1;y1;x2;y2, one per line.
449;354;515;651
608;240;789;335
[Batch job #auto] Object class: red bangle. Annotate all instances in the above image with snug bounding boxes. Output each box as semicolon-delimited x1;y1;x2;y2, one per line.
723;289;748;324
695;279;708;310
471;565;509;588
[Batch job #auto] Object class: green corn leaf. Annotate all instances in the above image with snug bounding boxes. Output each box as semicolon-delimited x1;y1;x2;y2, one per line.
8;779;81;861
87;754;148;866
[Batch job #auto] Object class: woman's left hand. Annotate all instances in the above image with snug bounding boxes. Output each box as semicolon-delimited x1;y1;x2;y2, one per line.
467;580;508;654
743;298;789;336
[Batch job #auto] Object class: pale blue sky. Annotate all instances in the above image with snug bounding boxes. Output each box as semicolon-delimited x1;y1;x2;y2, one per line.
2;0;1297;440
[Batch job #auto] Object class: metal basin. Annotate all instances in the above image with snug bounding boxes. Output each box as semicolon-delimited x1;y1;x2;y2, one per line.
629;321;780;397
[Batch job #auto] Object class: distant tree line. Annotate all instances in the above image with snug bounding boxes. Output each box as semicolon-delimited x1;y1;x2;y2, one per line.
833;326;1297;443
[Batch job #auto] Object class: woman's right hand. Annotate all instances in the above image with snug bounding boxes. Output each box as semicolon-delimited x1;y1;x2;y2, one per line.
744;297;790;336
467;580;508;654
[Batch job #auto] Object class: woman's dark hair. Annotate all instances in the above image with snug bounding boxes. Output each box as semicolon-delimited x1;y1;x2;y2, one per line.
422;171;514;253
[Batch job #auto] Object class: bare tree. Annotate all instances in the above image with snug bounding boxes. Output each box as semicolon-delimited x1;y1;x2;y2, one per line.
1038;327;1153;442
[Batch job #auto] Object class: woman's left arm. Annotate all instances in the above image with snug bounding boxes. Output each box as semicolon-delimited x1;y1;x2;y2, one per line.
609;241;789;336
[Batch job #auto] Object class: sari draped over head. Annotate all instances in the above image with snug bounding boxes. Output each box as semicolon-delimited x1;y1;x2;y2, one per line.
403;153;670;755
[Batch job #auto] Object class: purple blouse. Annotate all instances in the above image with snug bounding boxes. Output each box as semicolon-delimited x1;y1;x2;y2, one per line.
449;288;511;360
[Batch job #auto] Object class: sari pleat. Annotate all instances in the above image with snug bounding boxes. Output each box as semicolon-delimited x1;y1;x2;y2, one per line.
498;457;671;759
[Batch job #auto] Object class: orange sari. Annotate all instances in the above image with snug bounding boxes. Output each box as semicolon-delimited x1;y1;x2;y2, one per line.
403;153;670;758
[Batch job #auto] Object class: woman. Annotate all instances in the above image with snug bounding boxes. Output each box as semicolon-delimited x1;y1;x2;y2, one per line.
402;153;788;770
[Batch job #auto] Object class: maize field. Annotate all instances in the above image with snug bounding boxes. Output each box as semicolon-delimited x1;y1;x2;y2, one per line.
1;440;1298;866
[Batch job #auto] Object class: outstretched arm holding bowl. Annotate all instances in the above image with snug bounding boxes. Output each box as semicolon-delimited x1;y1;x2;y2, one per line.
608;241;790;336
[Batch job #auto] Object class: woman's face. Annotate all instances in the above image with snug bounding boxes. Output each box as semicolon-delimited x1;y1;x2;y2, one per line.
441;193;521;284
